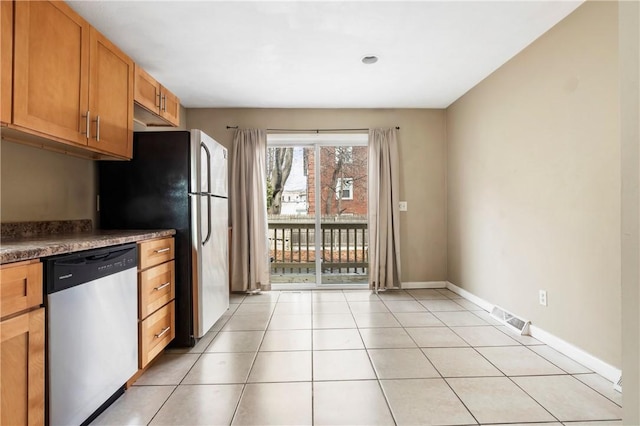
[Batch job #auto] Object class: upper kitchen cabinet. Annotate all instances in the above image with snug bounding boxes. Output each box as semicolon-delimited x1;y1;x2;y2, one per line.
9;1;133;159
134;65;180;127
12;1;90;147
1;1;13;125
87;28;134;158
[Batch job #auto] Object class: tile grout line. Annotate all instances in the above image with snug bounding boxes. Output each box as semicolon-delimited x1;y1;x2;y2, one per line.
399;290;480;425
422;291;566;423
144;325;222;425
212;293;252;425
504;374;567;424
345;290;399;426
426;290;608;424
570;373;623;408
228;291;282;424
126;289;621;425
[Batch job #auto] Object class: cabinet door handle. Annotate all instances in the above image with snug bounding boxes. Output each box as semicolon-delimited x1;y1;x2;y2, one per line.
82;111;90;136
95;115;100;141
154;247;171;253
154;326;170;339
161;94;166;112
156;92;162;109
153;282;171;291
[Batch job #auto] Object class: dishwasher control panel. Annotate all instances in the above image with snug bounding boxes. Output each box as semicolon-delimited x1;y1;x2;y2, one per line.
44;243;137;294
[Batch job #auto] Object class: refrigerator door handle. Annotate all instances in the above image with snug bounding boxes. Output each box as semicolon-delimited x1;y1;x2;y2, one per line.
201;142;212;194
202;196;212;245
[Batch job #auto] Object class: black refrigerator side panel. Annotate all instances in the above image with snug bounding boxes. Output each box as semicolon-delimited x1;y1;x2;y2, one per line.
99;131;195;347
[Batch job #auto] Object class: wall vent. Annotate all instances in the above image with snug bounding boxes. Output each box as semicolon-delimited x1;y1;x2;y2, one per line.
490;305;530;335
613;375;622;393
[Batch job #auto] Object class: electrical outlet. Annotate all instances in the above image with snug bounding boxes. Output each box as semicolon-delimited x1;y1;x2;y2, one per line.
399;201;408;211
539;290;547;306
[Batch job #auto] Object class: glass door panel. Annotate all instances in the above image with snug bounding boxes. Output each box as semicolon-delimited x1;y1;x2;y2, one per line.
266;146;316;284
318;145;368;285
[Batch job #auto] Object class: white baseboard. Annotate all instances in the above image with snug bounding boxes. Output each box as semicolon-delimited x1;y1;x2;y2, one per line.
528;325;621;382
402;281;447;289
445;282;621;383
446;281;493;312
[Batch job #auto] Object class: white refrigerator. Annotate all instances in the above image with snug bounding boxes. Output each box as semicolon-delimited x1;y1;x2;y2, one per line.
189;129;229;337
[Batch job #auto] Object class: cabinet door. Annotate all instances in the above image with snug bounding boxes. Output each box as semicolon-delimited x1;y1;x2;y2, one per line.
134;64;161;115
13;1;89;146
1;0;12;124
0;261;42;319
159;86;180;127
0;308;45;426
87;27;133;159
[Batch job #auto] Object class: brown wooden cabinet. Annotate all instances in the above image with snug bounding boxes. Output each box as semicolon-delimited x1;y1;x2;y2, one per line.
134;65;180;127
87;27;134;158
12;1;90;147
7;1;133;159
1;0;13;125
0;260;44;426
137;237;176;369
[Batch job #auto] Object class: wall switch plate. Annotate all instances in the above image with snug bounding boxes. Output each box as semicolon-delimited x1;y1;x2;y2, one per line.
399;201;408;211
539;290;547;306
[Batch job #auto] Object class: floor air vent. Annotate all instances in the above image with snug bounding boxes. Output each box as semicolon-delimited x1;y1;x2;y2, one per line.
490;306;530;335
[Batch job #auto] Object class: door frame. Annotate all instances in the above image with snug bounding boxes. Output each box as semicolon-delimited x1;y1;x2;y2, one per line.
267;133;369;289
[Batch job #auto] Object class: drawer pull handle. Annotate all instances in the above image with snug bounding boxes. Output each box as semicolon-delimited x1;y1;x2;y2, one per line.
155;326;170;339
154;247;171;254
154;282;171;291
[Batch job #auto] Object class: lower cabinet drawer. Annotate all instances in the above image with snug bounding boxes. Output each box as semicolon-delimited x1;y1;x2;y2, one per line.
138;238;174;270
1;261;43;319
139;302;175;368
139;261;175;319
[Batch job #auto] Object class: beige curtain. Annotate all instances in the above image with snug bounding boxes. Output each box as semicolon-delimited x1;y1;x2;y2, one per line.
230;129;270;293
368;128;402;292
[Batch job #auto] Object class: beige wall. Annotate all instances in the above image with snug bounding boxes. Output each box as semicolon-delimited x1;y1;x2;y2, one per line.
447;1;620;367
620;0;640;421
0;139;96;223
0;103;187;226
187;108;447;283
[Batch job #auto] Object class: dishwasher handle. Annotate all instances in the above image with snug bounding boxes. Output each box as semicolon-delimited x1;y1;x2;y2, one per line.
45;244;138;294
53;247;133;266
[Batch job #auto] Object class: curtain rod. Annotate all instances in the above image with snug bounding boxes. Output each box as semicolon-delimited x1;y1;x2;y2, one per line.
226;126;400;133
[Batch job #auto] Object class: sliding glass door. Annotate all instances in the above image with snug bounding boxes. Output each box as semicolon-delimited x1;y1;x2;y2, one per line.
267;134;368;288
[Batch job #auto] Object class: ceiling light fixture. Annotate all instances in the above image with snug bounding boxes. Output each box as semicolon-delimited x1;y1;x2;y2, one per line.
361;55;379;65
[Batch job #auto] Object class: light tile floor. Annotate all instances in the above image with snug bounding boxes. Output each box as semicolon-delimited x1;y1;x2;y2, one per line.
92;289;623;426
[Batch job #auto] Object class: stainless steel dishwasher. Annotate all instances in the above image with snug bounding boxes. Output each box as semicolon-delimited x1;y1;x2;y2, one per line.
44;243;138;426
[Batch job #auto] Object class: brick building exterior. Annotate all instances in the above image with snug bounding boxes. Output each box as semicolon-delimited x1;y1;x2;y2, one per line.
306;146;367;216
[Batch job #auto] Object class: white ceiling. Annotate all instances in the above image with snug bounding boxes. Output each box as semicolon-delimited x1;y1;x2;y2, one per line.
68;1;583;109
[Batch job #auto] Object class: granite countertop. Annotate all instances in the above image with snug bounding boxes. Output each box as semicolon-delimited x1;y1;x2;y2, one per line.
1;229;176;264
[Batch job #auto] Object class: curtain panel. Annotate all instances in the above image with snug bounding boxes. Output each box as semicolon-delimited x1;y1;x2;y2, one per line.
368;128;402;291
230;129;271;292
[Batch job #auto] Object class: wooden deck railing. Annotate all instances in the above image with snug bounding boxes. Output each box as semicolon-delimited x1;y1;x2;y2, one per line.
268;219;368;275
